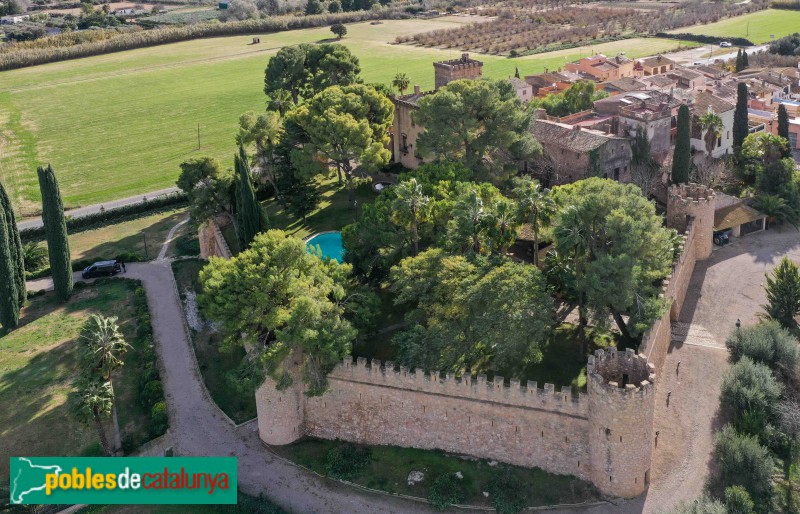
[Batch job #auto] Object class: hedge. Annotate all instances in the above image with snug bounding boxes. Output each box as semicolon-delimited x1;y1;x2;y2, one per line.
770;1;800;10
0;10;411;71
656;32;754;47
19;191;188;242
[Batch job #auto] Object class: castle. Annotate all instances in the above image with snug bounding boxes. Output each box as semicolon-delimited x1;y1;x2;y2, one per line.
255;184;717;499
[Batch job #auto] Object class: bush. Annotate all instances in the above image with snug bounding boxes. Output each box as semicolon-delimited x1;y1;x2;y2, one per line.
726;321;798;373
140;380;164;409
324;443;371;480
175;234;201;257
150;401;168;436
487;469;527;514
428;473;465;511
725;485;755;514
720;357;782;436
713;425;774;511
770;1;800;10
665;496;726;514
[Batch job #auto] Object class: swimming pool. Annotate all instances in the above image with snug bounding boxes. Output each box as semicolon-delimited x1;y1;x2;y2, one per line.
306;231;344;263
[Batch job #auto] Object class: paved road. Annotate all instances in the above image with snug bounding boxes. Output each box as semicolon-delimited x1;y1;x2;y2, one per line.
667;44;768;66
16;187;180;231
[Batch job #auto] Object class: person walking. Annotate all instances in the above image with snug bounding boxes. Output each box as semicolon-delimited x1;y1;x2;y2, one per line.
120;260;126;273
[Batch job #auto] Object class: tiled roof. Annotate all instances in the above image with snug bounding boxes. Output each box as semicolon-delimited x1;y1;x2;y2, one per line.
692;91;734;114
668;68;703;81
639;54;676;68
605;77;646;92
714;204;765;230
508;77;530;90
393;90;433;108
694;65;728;78
530;119;613;153
642;75;678;87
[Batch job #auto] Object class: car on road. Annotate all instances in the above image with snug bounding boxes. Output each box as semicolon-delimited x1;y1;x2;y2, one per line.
82;260;122;278
713;230;730;246
719;42;732;47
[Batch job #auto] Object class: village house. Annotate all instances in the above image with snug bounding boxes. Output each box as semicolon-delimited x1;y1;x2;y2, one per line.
508;77;534;104
565;54;635;82
604;77;647;95
640;74;678;93
667;68;706;91
637;55;677;77
529;119;633;184
690;91;735;159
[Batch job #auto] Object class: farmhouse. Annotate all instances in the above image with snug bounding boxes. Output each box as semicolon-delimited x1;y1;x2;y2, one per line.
637;54;676;77
564;54;635;82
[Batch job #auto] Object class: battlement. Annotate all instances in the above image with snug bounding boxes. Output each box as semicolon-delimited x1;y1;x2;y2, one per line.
587;348;655;396
667;182;715;205
434;53;484;90
433;53;484;70
330;357;588;418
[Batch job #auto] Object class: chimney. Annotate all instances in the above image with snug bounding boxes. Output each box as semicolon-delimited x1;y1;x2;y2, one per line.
413;85;420;95
461;53;469;62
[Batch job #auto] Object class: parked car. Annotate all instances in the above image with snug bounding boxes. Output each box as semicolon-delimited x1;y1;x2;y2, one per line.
719;41;732;47
713;230;730;246
82;260;122;278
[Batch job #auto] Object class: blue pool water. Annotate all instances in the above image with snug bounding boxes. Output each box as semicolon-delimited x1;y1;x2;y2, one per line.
306;232;344;263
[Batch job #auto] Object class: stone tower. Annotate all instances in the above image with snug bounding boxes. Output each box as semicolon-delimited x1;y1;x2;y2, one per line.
256;355;305;445
666;183;716;260
433;53;483;90
588;348;656;498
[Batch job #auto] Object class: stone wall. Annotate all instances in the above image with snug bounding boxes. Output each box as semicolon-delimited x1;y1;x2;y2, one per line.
198;220;232;260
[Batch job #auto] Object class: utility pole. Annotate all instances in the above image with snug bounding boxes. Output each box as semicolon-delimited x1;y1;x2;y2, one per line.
143;233;149;259
197;124;201;150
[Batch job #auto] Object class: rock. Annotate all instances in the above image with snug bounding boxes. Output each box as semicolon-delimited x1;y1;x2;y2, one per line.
455;471;463;479
407;470;424;486
483;491;490;498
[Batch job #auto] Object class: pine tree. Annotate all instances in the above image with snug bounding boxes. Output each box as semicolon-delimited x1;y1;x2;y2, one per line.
671;104;691;184
37;164;72;302
764;256;800;330
0;207;20;329
0;180;25;307
735;49;743;72
234;144;265;249
742;49;748;69
778;104;790;141
733;82;749;151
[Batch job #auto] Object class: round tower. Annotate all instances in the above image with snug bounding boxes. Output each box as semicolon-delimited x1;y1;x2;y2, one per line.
256;355;305;446
588;348;656;498
666;183;716;260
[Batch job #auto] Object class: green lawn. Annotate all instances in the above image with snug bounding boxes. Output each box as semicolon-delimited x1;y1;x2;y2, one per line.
171;258;257;424
669;8;800;44
0;15;695;216
0;279;157;483
275;438;599;508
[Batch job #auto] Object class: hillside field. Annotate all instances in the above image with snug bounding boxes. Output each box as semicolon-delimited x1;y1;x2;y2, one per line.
0;16;702;216
668;8;800;44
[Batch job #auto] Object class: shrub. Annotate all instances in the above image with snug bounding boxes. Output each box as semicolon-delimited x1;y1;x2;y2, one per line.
713;425;774;511
487;469;527;514
726;321;798;373
324;443;371;480
150;401;168;436
140;380;164;409
428;473;465;511
770;1;800;9
665;496;726;514
720;357;782;435
725;485;755;514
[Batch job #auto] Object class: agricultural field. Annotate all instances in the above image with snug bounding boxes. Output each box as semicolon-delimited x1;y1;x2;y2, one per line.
0;16;697;216
668;8;800;45
400;0;768;55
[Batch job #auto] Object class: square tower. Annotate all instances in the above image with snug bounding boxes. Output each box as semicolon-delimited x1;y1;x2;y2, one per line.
433;53;483;90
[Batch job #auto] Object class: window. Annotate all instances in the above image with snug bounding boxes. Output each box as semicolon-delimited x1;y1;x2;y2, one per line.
401;134;409;155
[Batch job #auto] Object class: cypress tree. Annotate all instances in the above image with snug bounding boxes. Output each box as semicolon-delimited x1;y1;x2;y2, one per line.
514;66;520;79
742;49;748;69
778;104;790;141
671;104;691;184
735;49;743;72
0;207;20;329
733;82;749;151
234;144;265;249
37;164;72;302
0;180;26;307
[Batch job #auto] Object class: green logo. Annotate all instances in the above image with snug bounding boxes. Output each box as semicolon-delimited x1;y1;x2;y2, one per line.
10;457;237;504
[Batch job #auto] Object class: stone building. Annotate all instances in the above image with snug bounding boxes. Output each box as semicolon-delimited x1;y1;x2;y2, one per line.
565;54;635;82
690;91;735;159
528;119;633;184
637;55;676;77
433;52;483;90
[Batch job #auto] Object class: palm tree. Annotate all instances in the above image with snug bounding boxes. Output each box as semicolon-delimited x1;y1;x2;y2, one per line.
553;205;589;360
81;314;130;453
754;194;797;228
21;241;48;272
267;89;293;118
513;177;555;266
487;198;518;255
452;190;486;254
392;178;430;256
74;379;114;456
699;112;724;156
392;73;410;96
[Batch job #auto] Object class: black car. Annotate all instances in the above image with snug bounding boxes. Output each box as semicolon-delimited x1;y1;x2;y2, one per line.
82;260;122;279
713;230;730;246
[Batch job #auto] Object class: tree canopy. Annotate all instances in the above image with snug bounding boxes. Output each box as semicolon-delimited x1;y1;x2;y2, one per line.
413;79;540;177
198;230;361;396
176;157;233;224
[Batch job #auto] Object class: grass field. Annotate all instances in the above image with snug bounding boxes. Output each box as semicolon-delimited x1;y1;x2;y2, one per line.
669;8;800;44
0;280;154;483
276;438;599;507
0;16;698;216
